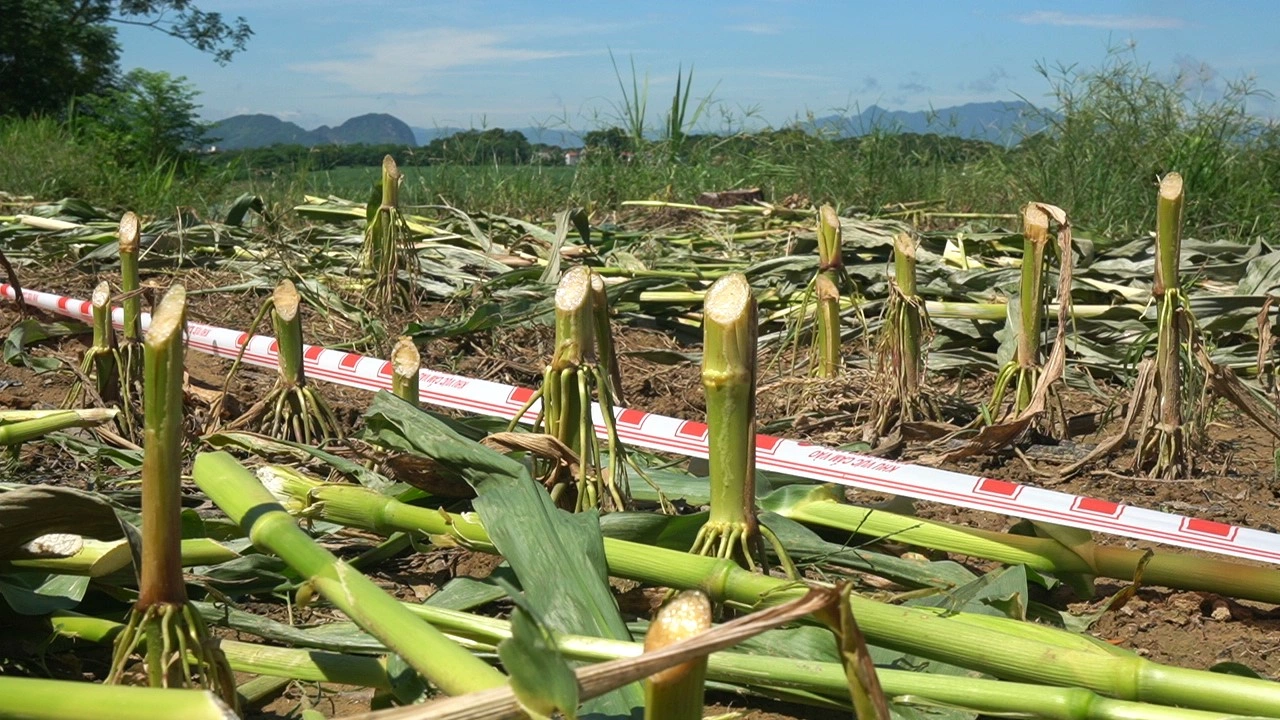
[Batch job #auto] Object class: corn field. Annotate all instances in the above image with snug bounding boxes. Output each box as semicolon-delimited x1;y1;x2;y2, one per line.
3;172;1280;720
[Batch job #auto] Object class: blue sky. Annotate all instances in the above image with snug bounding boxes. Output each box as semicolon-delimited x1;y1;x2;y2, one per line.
117;1;1280;132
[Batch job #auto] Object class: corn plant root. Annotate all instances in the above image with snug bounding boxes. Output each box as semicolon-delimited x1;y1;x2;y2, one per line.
106;602;238;710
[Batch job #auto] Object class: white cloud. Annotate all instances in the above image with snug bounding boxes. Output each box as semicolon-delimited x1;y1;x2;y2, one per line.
727;23;782;35
290;28;589;95
1015;11;1185;30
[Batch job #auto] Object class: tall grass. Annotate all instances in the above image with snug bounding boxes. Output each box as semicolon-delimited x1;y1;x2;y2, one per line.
0;116;230;214
999;47;1280;241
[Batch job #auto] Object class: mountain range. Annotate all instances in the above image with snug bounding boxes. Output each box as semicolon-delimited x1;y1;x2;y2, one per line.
209;101;1048;150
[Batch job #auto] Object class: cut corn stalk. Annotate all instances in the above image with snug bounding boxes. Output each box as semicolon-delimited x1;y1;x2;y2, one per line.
988;204;1051;417
362;155;414;307
1145;173;1192;478
0;407;118;446
0;676;235;720
106;284;238;711
870;232;939;440
689;273;793;574
767;485;1280;605
118;211;144;396
10;536;239;577
390;336;420;404
191;451;508;696
644;591;712;720
64;282;128;428
263;478;1280;716
52;601;1262;720
509;265;632;512
228;279;341;444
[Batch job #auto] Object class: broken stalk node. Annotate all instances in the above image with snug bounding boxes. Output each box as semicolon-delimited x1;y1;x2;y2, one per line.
690;273;794;576
105;285;237;712
229;280;342;445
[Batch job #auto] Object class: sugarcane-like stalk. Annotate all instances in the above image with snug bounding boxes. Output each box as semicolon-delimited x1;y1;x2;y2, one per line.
770;485;1280;605
509;265;632;512
191;451;508;696
0;677;236;720
228;280;341;444
871;232;938;440
63;282;136;436
814;274;841;377
264;478;1280;716
689;273;793;574
118;211;144;389
55;600;1260;720
362;155;414;307
644;591;712;720
987;204;1050;417
106;285;237;711
812;205;845;377
390;336;420;404
0;408;118;446
1146;173;1189;478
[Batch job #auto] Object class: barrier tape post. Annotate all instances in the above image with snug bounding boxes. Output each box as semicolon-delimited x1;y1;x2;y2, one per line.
6;282;1280;564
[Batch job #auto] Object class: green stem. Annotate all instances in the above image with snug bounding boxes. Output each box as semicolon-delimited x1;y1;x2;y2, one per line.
192;452;508;696
118;211;142;345
814;275;841;378
0;408;117;445
1152;173;1186;477
137;285;187;609
272;279;305;388
266;478;1280;716
0;676;234;720
772;486;1280;605
694;273;763;568
591;272;625;405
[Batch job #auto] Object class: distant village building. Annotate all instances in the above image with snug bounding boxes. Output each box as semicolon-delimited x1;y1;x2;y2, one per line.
564;150;581;166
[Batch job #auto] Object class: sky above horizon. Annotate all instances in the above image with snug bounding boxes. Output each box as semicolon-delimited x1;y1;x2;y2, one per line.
117;1;1280;132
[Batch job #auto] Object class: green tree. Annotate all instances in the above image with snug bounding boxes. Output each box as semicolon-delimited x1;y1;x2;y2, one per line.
79;68;209;166
0;0;251;117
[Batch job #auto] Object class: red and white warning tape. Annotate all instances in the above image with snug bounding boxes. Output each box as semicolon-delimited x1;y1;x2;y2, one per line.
6;282;1279;564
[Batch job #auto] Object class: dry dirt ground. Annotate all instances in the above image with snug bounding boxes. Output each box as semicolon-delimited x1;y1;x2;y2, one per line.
4;259;1280;718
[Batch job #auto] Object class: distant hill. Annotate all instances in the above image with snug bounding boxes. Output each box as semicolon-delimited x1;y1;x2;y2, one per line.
212;102;1046;151
805;101;1050;145
211;113;416;150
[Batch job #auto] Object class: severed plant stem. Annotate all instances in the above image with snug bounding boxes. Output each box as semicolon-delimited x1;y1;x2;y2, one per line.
813;205;844;378
814;275;841;378
1015;204;1049;412
1148;172;1187;478
193;451;508;696
108;285;237;711
390;336;420;404
644;591;712;720
513;266;631;512
230;280;341;444
362;155;413;307
690;273;792;574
